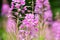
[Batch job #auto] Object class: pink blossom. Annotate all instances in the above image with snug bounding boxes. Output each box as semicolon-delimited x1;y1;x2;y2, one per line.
2;4;10;16
35;0;43;14
19;14;39;39
52;21;60;40
15;3;21;8
25;14;34;19
23;6;27;10
35;0;52;21
44;10;52;20
6;18;16;33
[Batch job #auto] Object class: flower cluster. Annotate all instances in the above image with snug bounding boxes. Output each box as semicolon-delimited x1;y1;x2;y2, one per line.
19;14;39;40
6;18;16;33
35;0;43;14
22;14;38;27
52;21;60;40
5;0;53;40
12;0;25;5
35;0;53;40
35;0;52;22
6;0;26;39
43;0;52;21
11;0;25;9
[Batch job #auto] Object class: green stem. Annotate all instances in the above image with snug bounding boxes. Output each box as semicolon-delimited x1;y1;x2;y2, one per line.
32;0;34;14
16;13;19;40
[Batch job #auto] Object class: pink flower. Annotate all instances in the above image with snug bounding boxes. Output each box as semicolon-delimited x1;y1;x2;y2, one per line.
52;21;60;40
15;3;21;8
2;4;10;16
19;14;39;39
23;6;27;10
44;0;50;9
35;0;52;22
35;0;43;14
25;14;34;19
44;10;52;20
6;18;16;33
12;0;25;9
21;10;25;13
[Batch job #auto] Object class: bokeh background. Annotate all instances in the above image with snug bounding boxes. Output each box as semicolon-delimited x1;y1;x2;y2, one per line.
0;0;60;40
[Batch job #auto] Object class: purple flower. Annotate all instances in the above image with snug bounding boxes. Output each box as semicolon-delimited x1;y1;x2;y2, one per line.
25;14;34;19
2;4;10;16
6;18;16;33
44;10;52;20
22;14;38;27
19;14;39;39
52;21;60;40
35;0;43;14
15;3;21;8
11;0;25;9
35;0;52;21
20;0;25;5
23;6;27;10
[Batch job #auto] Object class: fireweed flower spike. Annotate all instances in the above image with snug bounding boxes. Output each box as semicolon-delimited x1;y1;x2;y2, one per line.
6;8;17;40
35;0;52;40
18;0;39;40
6;0;53;40
35;0;52;28
6;18;16;33
43;0;53;40
43;0;52;22
35;0;52;21
6;0;26;40
19;14;39;40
